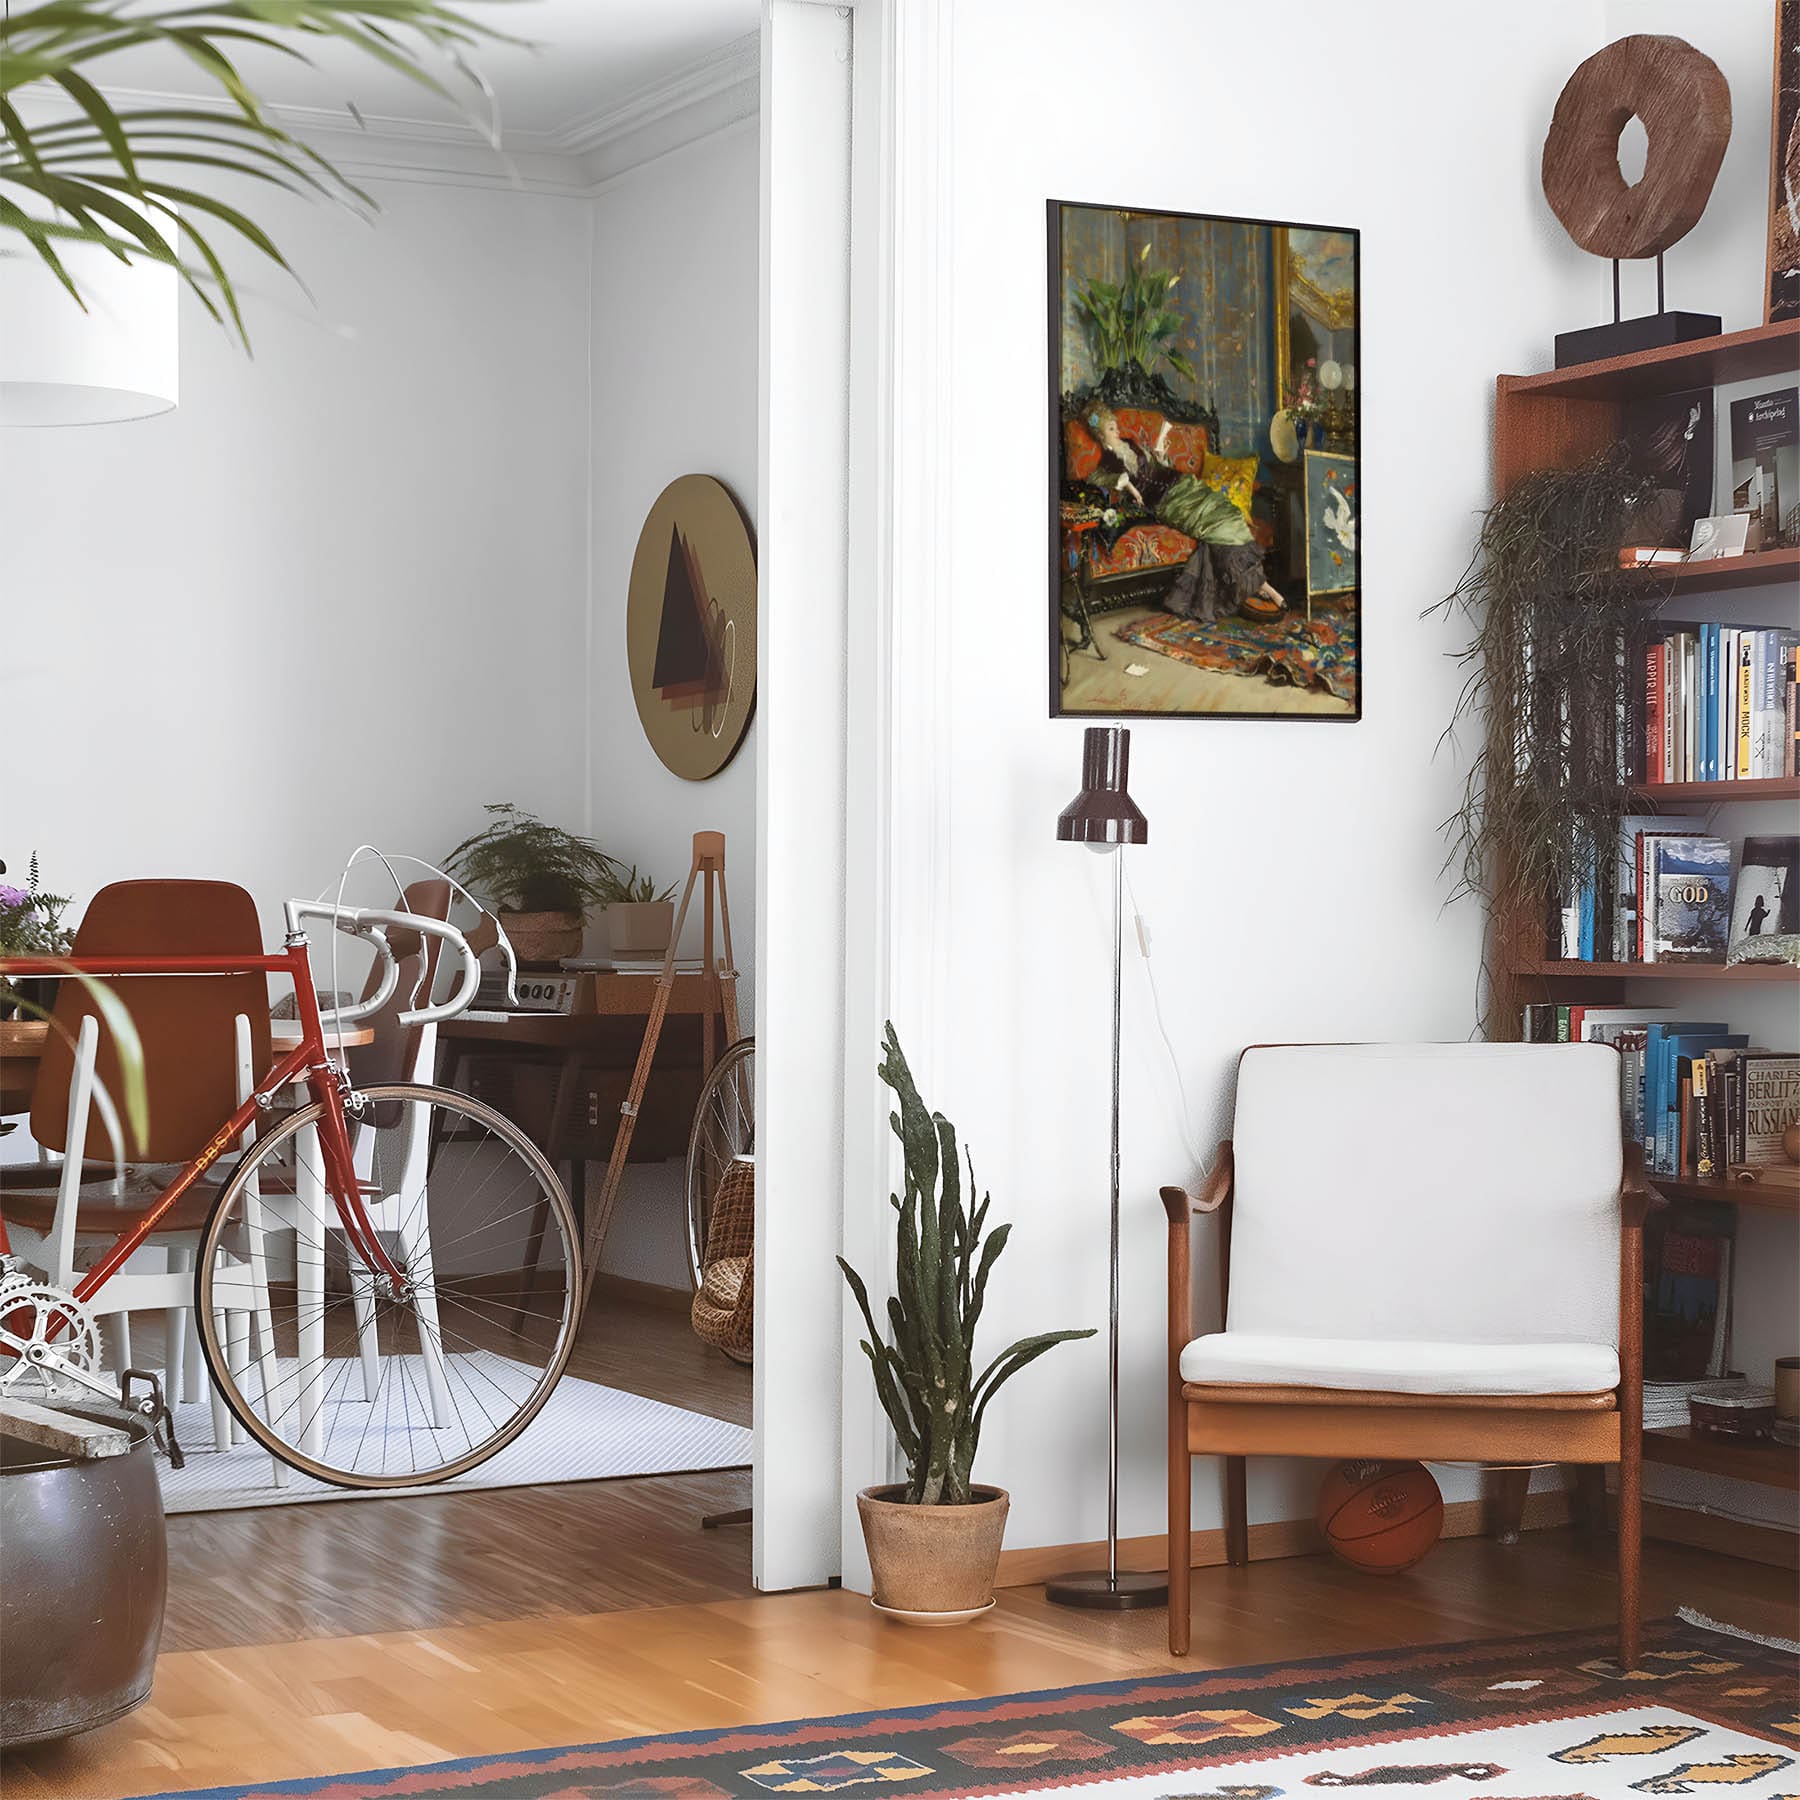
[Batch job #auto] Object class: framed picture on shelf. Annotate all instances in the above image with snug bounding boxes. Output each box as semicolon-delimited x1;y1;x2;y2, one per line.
1768;0;1800;323
1048;199;1360;723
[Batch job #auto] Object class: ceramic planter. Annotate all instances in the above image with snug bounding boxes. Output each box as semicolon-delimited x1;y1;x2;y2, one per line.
604;900;675;959
856;1484;1008;1624
499;909;585;969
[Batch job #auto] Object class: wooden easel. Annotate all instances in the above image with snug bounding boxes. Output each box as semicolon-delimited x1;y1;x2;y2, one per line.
580;831;740;1313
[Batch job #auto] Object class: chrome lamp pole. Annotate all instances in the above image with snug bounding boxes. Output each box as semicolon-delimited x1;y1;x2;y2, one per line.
1045;725;1167;1611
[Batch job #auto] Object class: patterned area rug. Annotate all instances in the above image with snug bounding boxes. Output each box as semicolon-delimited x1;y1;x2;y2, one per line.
1115;603;1358;706
132;1614;1795;1799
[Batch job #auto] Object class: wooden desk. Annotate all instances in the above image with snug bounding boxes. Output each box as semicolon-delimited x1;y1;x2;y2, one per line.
437;972;734;1256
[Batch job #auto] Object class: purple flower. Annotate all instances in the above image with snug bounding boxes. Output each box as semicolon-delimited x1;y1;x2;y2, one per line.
0;885;31;909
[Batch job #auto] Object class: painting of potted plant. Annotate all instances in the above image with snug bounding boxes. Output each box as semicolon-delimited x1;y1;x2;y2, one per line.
0;855;73;1021
838;1025;1094;1624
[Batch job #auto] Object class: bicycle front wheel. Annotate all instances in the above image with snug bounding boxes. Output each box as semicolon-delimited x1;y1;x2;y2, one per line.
195;1082;581;1488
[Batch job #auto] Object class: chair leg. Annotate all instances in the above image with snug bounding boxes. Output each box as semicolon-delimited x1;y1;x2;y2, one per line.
1488;1465;1531;1544
1571;1464;1608;1541
1224;1456;1249;1567
1168;1446;1191;1656
164;1244;191;1406
1617;1446;1642;1670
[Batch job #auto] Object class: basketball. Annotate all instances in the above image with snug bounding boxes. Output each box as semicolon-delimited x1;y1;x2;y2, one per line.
1315;1460;1443;1574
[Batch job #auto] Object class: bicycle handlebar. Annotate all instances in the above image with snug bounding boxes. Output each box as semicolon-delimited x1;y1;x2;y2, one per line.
282;900;506;1028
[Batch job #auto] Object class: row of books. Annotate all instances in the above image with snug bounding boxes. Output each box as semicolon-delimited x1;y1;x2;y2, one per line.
1519;1004;1800;1180
1554;828;1796;966
1641;625;1799;783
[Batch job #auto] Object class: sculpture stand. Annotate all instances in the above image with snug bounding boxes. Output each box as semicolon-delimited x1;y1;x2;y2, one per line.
1554;252;1720;368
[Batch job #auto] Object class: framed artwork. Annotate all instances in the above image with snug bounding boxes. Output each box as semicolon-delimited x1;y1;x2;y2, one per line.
625;474;757;781
1048;199;1360;722
1770;0;1800;323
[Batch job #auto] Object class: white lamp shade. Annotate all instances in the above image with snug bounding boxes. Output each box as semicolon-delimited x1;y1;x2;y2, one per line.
0;218;178;426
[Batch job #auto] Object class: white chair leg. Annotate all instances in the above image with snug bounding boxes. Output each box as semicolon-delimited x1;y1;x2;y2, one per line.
207;1304;234;1453
103;1311;133;1376
164;1244;190;1405
224;1310;251;1444
398;1201;451;1430
180;1305;205;1404
347;1244;381;1403
297;1122;328;1463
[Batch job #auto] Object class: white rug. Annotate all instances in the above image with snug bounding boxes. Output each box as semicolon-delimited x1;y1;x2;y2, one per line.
155;1366;752;1513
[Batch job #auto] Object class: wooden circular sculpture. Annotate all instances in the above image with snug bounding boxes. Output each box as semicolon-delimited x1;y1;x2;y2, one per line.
1541;34;1731;260
1316;1459;1444;1575
626;475;757;781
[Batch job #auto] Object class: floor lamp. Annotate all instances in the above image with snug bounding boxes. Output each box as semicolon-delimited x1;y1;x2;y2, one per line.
1046;725;1167;1611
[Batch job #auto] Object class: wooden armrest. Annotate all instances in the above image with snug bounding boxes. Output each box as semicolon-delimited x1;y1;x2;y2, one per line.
1161;1142;1233;1222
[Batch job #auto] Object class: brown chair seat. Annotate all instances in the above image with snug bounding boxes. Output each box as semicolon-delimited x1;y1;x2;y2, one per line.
0;1166;224;1238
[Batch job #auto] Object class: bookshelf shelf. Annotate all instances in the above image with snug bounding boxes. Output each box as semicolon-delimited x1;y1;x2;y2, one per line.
1629;776;1800;804
1642;1425;1800;1491
1628;546;1800;595
1500;320;1800;403
1648;1175;1800;1215
1512;959;1800;983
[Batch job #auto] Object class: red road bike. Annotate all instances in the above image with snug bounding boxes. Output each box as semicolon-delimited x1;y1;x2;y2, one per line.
0;900;581;1488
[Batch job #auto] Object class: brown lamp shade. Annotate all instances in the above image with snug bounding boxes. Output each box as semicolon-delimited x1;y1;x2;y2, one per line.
1056;725;1148;847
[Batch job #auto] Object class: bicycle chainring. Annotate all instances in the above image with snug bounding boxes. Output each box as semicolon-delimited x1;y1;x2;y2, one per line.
0;1279;104;1398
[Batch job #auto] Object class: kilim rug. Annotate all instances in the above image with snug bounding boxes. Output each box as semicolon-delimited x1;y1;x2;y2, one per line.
1113;604;1358;706
132;1612;1796;1800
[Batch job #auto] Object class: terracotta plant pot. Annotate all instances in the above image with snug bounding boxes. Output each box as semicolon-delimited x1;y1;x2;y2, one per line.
856;1484;1009;1623
499;909;585;969
604;900;675;959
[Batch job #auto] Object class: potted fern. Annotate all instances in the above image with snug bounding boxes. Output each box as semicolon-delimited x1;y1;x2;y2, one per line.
445;805;619;968
838;1025;1094;1623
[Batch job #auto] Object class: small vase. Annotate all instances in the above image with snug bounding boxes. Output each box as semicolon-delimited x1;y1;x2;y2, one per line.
604;901;676;960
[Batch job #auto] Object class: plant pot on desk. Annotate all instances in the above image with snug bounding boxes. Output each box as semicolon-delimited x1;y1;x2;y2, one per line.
499;909;585;969
604;900;675;959
856;1484;1009;1625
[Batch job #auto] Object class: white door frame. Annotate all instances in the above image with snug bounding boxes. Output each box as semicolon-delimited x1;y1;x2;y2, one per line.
755;0;955;1592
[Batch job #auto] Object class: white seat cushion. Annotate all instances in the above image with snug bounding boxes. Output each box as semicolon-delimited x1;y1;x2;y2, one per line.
1180;1331;1619;1397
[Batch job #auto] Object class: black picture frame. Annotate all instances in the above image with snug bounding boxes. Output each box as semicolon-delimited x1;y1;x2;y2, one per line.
1047;197;1362;723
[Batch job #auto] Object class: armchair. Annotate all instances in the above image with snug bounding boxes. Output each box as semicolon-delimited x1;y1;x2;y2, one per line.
1162;1043;1648;1668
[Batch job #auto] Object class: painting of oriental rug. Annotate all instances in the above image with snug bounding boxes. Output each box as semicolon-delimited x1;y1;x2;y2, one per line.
1114;601;1358;708
135;1614;1796;1800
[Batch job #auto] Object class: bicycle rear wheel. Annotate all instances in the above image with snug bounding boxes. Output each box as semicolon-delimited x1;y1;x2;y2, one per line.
195;1082;580;1488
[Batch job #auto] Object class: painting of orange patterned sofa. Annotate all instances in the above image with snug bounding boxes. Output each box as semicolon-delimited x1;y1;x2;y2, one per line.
1059;408;1270;605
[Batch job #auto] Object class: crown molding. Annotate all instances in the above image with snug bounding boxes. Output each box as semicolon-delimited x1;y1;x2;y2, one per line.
13;32;761;196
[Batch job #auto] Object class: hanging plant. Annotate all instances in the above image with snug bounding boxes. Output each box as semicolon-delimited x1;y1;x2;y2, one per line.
1428;446;1670;1030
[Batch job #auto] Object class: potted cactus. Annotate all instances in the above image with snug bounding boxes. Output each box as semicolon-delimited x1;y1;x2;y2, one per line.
838;1025;1094;1624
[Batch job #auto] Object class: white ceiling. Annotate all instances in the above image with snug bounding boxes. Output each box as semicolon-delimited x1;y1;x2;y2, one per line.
93;0;761;147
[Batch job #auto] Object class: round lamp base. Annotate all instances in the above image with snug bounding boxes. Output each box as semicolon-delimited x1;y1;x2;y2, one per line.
1043;1568;1169;1611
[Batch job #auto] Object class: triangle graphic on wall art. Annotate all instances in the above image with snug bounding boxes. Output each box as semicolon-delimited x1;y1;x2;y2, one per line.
652;525;726;710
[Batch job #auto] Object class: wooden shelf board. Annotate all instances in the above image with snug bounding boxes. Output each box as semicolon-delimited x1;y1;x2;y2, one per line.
1647;1174;1800;1215
1643;1425;1800;1491
1625;546;1800;595
1628;776;1800;804
1500;319;1800;402
1511;959;1800;983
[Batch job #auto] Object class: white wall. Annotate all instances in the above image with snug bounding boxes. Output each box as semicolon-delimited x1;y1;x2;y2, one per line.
585;119;763;1285
2;177;592;923
860;0;1635;1558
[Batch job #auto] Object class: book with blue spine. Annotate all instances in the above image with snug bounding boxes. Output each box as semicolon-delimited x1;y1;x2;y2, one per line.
1642;1022;1727;1173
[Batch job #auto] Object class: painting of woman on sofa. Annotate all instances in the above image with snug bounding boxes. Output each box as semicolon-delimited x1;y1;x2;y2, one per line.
1050;200;1360;723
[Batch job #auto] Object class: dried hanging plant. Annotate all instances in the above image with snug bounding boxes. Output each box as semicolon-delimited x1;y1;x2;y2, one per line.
1428;446;1670;1032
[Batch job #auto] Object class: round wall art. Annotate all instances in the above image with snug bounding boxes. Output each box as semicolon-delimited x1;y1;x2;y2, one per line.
625;474;757;782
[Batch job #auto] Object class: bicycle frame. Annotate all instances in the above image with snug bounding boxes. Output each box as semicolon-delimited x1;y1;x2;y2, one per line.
0;937;406;1301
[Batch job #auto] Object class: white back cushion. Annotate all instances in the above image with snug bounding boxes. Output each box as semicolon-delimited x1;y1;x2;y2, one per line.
1227;1044;1622;1348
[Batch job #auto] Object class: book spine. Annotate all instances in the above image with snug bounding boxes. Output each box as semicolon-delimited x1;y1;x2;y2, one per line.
1678;1069;1693;1179
1719;627;1737;779
1555;1005;1571;1044
1644;640;1663;784
1788;645;1798;779
1695;1057;1715;1178
1666;640;1679;783
1701;623;1716;783
1737;635;1754;778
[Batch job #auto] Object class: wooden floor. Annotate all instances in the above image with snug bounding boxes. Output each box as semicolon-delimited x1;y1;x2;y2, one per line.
160;1284;754;1651
7;1532;1795;1800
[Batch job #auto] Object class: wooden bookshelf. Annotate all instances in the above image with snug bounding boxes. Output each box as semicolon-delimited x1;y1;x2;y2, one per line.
1643;1426;1800;1492
1501;318;1800;403
1512;959;1800;983
1628;775;1800;804
1627;545;1800;595
1648;1174;1800;1214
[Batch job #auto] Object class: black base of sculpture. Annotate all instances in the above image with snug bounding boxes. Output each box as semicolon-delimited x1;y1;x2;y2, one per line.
1554;310;1722;369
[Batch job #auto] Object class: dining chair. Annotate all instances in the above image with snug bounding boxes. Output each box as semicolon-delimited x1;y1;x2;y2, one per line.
1162;1042;1648;1668
2;879;284;1471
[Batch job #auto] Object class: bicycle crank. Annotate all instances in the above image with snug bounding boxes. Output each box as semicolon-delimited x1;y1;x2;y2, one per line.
0;1276;113;1405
